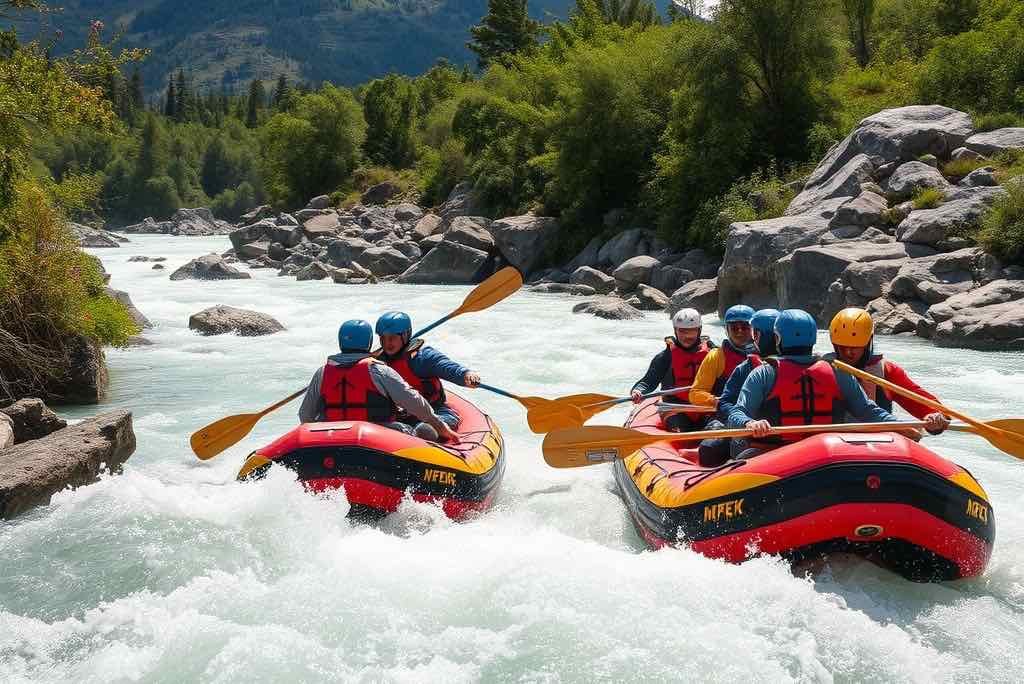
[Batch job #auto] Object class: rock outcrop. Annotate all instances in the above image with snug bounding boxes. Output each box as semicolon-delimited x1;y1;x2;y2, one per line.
188;305;285;336
71;223;126;248
120;208;233;236
572;297;644;320
170;254;252;281
0;398;67;444
44;335;108;405
397;240;488;284
488;215;560;274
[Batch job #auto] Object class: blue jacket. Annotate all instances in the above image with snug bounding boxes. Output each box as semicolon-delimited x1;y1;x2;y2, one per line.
717;357;756;422
404;345;471;386
727;355;896;429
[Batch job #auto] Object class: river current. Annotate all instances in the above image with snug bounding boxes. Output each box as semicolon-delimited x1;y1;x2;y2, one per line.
2;234;1023;682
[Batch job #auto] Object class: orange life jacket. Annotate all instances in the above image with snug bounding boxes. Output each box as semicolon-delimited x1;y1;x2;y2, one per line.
665;336;712;402
383;339;445;405
711;342;751;395
320;357;395;422
762;359;846;442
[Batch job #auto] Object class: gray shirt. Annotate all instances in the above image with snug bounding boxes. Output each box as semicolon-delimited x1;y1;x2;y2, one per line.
298;352;442;425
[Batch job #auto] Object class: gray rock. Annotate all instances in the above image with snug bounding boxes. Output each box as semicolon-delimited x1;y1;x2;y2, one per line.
572;297;644;320
169;254;251;281
634;284;670;311
229;219;275;253
831;191;888;229
0;410;135;519
268;242;289;261
965;128;1024;157
391;240;422;261
868;297;930;335
446;216;495;252
105;287;151;329
438;182;483;222
672;248;720;279
276;213;299;227
362;228;399;244
396;240;488;284
394;203;424;221
283;253;315;269
787;153;874;215
248;255;283;270
302;213;341;240
306;194;332;210
650;265;694;295
951;147;985;162
570;266;615;293
596;229;667;268
529;283;596;296
71;223;123;248
0;414;11;450
0;399;67;444
918;154;939;168
889;248;1000;305
361;182;400;206
960;166;998;188
167;208;233;236
844;258;908;300
127;256;165;263
412;214;444;241
325;237;374;268
152;264;164;270
237;240;270;260
295;261;334;281
897;186;1005;245
613;255;661;289
488;215;560;274
929;279;1024;323
669;278;719;315
566;236;604;271
884;161;951;201
419;233;444;254
294;208;329;222
42;335;108;405
266;224;302;248
861;182;885;196
360;245;414;277
329;267;354;284
188;305;285;336
933;299;1024;350
240;204;275;223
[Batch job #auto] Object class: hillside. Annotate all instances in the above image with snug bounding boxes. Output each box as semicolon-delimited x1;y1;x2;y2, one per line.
10;0;595;94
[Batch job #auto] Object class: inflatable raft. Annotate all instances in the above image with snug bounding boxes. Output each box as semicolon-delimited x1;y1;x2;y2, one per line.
237;392;505;520
614;399;994;581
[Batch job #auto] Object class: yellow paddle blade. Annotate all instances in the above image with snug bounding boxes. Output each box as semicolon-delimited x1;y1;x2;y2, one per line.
526;404;585;434
542;426;675;468
950;419;1024;460
546;393;620;424
455;266;523;316
190;412;262;460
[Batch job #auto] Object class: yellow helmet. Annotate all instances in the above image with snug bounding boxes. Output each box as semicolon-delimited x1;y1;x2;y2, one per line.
829;308;874;347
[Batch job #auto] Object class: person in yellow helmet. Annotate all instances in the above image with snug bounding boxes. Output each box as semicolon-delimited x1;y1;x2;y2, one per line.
828;308;950;434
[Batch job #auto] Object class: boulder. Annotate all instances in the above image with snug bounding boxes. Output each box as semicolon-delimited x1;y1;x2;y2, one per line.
295;208;329;222
104;287;151;329
572;297;644;320
240;204;275;223
306;194;332;210
391;240;423;261
268;242;289;261
295;261;334;281
248;255;283;270
70;223;122;248
412;214;444;241
960;167;998;188
951;147;985;162
933;299;1024;350
650;265;694;295
265;224;302;248
282;252;315;269
276;213;299;227
188;305;285;336
0;409;135;519
396;240;489;284
168;207;233;236
361;182;400;206
394;203;424;221
896;186;1005;246
237;240;270;260
830;191;888;229
868;297;930;335
668;278;719;315
445;216;495;252
302;213;341;240
570;266;616;294
672;248;720;280
918;154;939;168
529;283;597;296
419;233;444;254
786;153;874;215
127;256;165;263
964;128;1024;157
928;279;1024;323
884;161;951;201
229;219;275;253
488;215;560;274
325;237;373;268
566;236;604;271
843;258;908;300
0;399;67;444
169;254;251;281
634;284;670;311
152;264;164;270
0;414;11;450
613;255;661;290
360;245;414;277
596;228;666;268
43;334;108;405
361;228;399;244
889;248;1000;305
438;182;483;222
530;268;570;285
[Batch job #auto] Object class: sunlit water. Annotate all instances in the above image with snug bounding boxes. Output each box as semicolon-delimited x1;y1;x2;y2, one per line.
2;235;1024;682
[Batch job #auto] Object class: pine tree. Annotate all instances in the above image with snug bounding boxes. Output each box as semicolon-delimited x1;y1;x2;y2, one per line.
201;135;234;197
174;69;188;122
273;74;290;108
135;113;168;185
467;0;540;70
246;78;265;128
128;68;143;115
163;75;176;118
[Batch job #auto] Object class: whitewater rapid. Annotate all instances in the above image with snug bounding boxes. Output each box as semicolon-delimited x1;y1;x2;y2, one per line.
2;235;1024;682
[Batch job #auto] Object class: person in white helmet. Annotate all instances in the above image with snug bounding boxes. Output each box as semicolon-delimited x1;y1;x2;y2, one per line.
630;308;716;432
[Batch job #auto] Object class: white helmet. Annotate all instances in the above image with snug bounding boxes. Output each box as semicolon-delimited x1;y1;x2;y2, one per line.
672;308;702;329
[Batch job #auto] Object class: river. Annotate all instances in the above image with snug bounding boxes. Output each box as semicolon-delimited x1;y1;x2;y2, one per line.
2;234;1023;682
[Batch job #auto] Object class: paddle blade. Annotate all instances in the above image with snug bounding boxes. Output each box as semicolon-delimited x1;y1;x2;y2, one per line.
527;404;585;434
190;412;262;460
545;393;620;424
456;266;523;316
542;426;674;468
978;422;1024;459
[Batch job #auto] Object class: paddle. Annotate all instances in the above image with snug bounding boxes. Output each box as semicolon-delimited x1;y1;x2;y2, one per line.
542;421;934;468
830;359;1024;459
189;267;524;460
475;383;585;434
523;387;693;433
655;403;718;415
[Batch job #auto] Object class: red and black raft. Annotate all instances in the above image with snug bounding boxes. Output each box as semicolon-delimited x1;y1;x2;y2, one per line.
614;399;994;581
237;393;505;520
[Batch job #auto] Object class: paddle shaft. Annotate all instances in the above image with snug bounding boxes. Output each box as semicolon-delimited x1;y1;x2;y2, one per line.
587;387;693;409
477;383;523;402
641;420;930;444
656;404;718;415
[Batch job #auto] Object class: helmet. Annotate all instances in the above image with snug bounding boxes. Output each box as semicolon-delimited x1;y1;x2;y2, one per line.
375;311;412;338
829;307;874;347
672;308;702;330
724;305;755;324
338;319;373;352
774;309;818;351
750;308;780;338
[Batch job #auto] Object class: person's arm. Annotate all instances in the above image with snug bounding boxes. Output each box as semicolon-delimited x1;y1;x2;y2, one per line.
632;348;671;396
298;368;325;423
836;371;897;423
411;346;472;386
370;364;446;428
883;361;939;420
689;349;725;407
717;360;750;421
727;365;774;429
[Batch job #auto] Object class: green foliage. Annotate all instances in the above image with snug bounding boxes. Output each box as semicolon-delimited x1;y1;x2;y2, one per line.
362;75;418;168
974;112;1024;132
841;0;877;67
912;186;945;209
941;157;987;179
468;0;542;70
210;181;258;221
977;179;1024;264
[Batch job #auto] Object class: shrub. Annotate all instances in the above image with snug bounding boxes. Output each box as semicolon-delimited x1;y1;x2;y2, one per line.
912;186;946;209
977;180;1024;264
942;157;988;179
974;112;1024;132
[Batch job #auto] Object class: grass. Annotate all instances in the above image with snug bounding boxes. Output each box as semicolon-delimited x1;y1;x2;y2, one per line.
977;180;1024;264
912;187;946;210
973;112;1024;133
942;157;989;179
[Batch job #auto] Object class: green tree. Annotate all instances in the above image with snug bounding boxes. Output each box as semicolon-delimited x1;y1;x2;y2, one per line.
134;113;168;184
935;0;978;35
201;135;235;197
163;74;176;118
842;0;876;67
246;78;265;127
273;74;290;108
595;0;661;27
363;74;418;168
174;69;188;121
127;67;143;115
468;0;541;70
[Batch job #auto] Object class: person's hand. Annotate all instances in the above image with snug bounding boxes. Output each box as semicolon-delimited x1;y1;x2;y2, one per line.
436;423;458;443
745;419;772;439
924;412;950;434
631;390;643;404
463;370;481;388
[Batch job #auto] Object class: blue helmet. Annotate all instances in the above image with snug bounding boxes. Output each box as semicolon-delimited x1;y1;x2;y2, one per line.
750;308;780;338
724;304;755;324
338;319;373;352
774;309;818;351
376;311;412;338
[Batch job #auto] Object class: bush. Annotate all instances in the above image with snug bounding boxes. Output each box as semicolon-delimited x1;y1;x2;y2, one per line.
942;157;988;179
974;112;1024;132
912;186;946;209
977;180;1024;264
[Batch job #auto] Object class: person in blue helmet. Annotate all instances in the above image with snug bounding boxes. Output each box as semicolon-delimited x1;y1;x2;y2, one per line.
727;309;903;460
688;304;757;409
298;320;457;442
696;308;779;466
375;311;481;439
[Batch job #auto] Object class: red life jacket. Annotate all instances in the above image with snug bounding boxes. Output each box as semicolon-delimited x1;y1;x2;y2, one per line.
665;337;711;402
383;339;445;405
762;359;846;442
320;357;395;422
711;342;751;395
748;354;764;369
